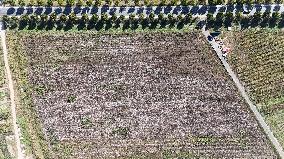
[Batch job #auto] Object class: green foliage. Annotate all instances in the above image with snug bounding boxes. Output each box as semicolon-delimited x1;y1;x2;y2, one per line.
112;127;130;137
28;0;36;6
76;0;84;6
170;0;178;5
46;0;53;6
80;117;92;128
181;0;188;5
57;0;64;6
144;0;150;6
86;0;93;6
134;0;139;5
0;107;9;121
18;0;26;6
66;0;75;6
114;0;120;5
67;95;76;103
160;0;166;5
37;0;44;6
95;0;102;6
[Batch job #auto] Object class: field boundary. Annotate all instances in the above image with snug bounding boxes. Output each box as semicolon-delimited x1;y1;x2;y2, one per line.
0;22;24;159
201;27;284;158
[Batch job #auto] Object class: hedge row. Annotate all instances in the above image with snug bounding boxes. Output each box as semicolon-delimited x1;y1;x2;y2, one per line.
3;0;283;7
2;13;195;30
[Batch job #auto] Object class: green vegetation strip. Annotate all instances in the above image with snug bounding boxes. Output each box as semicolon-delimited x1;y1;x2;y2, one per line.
7;32;51;158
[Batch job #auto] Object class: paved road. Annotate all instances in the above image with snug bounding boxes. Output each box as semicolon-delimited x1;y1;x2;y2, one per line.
0;22;25;159
202;27;284;158
1;4;284;17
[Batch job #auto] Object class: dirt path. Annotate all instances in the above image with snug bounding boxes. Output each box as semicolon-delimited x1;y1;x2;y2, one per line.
0;23;24;159
201;27;284;158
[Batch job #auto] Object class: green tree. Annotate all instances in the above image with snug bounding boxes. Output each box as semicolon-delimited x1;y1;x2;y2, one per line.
29;0;36;6
188;0;196;5
68;12;77;24
181;0;188;5
160;0;166;5
19;15;29;29
29;14;39;28
18;0;25;6
206;13;215;28
261;11;270;27
86;0;92;6
119;15;125;23
252;11;262;26
235;12;242;24
114;0;120;5
101;13;108;22
10;17;19;29
144;0;150;6
138;13;144;23
66;0;75;6
149;12;155;23
158;13;164;22
134;0;139;5
46;0;53;6
77;0;84;6
129;14;136;24
80;13;89;24
216;0;223;4
110;14;117;23
270;12;280;26
264;0;272;3
184;13;192;24
57;0;63;6
95;0;102;6
49;13;57;23
227;0;235;4
37;0;44;6
224;12;233;27
168;13;175;25
9;0;16;6
208;0;217;5
2;15;10;29
59;14;67;23
216;12;224;27
105;0;111;5
275;0;283;3
236;0;245;4
91;14;99;22
171;0;178;5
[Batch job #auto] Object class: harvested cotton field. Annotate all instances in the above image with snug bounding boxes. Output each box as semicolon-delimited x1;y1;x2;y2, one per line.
7;31;277;158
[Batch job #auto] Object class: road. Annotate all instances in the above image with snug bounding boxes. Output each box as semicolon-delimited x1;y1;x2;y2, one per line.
0;22;24;159
202;27;284;158
0;4;284;17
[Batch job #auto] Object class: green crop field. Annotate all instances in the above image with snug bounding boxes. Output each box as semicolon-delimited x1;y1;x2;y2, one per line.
224;28;284;148
6;30;277;158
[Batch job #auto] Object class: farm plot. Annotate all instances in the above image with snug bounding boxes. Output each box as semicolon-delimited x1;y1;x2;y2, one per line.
223;29;284;147
7;31;277;158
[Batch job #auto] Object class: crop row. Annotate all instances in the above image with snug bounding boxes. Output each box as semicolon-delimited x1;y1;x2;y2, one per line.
227;29;284;105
